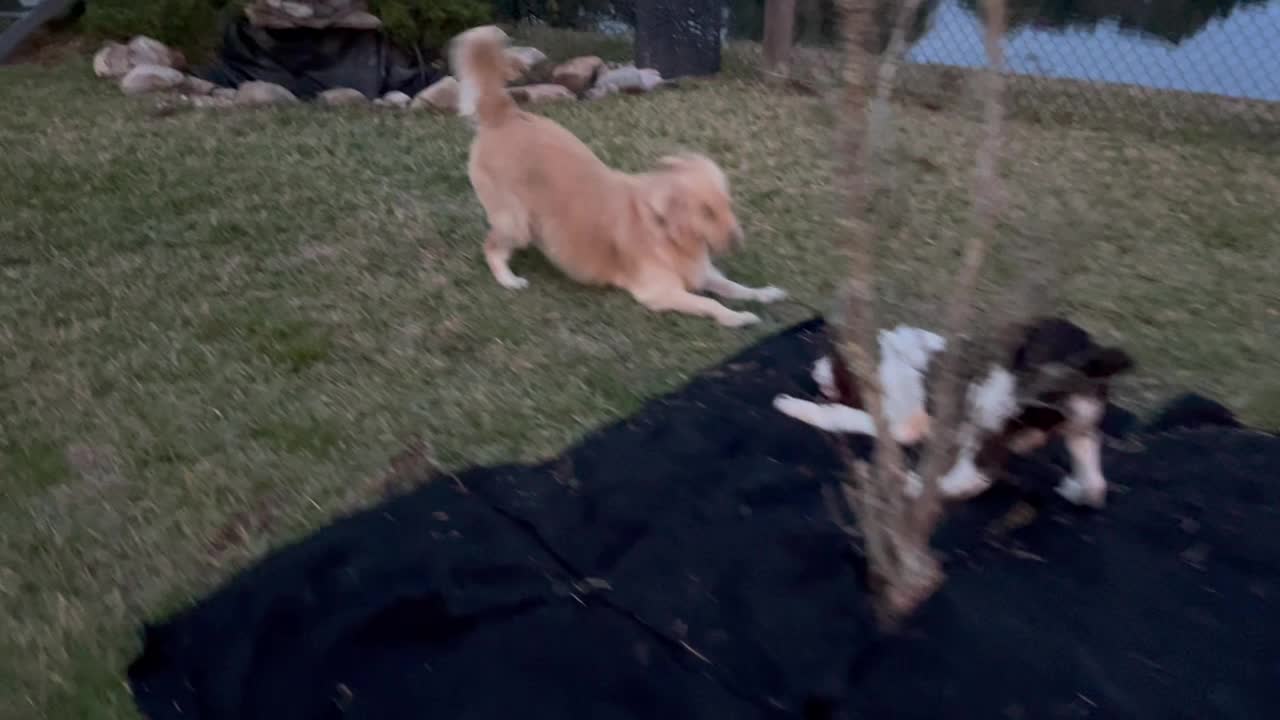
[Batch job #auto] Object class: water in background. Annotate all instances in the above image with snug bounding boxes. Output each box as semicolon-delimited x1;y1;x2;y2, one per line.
908;0;1280;102
586;0;1280;102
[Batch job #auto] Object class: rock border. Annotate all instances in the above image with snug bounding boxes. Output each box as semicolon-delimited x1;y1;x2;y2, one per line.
94;35;674;113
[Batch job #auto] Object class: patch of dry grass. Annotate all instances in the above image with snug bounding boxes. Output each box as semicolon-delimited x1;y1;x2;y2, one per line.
0;34;1277;720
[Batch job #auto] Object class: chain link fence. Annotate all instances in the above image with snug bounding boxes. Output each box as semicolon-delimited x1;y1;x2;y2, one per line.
895;0;1279;137
502;0;1279;138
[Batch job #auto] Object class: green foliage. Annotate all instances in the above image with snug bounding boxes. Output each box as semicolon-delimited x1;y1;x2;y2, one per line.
80;0;245;59
492;0;626;27
77;0;489;60
370;0;493;52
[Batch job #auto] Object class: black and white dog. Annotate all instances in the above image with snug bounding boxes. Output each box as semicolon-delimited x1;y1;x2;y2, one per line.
774;318;1134;507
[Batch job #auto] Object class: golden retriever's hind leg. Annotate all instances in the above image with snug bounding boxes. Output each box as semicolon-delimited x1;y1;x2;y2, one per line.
484;228;530;290
702;265;787;303
634;287;760;328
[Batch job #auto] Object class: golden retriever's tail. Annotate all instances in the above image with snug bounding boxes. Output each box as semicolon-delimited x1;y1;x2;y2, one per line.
449;25;517;127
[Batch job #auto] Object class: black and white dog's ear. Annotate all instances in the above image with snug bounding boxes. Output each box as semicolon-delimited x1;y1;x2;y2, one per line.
1083;347;1135;378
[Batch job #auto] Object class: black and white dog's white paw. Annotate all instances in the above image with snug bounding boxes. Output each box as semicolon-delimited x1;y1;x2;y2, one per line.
1055;474;1107;508
773;394;878;435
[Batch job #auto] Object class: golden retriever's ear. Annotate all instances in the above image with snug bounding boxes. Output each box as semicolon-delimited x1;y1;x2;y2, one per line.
645;184;701;255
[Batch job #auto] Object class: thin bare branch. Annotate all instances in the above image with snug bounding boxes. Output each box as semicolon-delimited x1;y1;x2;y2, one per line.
829;0;900;626
870;0;927;129
762;0;798;75
913;0;1009;535
831;0;951;628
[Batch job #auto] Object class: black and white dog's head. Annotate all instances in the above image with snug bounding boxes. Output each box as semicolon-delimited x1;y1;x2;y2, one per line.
990;317;1135;451
1011;317;1134;397
968;317;1135;506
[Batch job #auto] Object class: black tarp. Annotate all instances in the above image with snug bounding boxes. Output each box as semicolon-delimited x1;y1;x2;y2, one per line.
127;319;1280;720
194;17;441;99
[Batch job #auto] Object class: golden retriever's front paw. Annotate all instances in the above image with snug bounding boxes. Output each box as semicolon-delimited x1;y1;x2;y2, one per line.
498;275;529;290
754;286;787;304
720;311;760;328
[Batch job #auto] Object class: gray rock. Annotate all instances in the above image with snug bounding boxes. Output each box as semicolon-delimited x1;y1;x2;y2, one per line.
411;77;459;114
380;91;412;108
183;75;218;96
586;65;666;100
120;64;185;96
504;46;548;83
335;11;381;30
246;0;381;29
551;56;605;95
93;42;132;79
506;46;547;70
508;83;576;105
318;87;368;106
235;81;299;106
127;35;184;70
279;1;315;18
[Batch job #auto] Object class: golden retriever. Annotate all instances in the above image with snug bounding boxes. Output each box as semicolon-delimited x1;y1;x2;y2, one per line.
449;25;785;327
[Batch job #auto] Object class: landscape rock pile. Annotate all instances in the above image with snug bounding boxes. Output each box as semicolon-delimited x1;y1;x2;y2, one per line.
409;47;673;114
244;0;382;30
93;36;188;79
93;31;674;114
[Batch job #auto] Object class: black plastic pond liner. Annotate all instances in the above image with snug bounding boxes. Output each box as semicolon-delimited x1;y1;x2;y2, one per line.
194;17;441;100
127;319;1280;720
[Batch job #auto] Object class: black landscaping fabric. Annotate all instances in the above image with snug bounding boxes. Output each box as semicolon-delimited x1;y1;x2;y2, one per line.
127;319;1280;720
195;17;441;99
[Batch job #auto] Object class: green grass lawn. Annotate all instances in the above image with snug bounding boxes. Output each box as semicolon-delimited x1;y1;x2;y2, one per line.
1;36;1278;719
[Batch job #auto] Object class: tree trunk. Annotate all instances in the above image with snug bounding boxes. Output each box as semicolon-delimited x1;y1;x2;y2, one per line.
634;0;722;79
762;0;797;73
798;0;825;45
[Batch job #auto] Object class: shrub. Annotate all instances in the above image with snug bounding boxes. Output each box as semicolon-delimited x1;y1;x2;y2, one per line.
370;0;493;53
79;1;490;62
80;0;244;59
492;1;630;28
